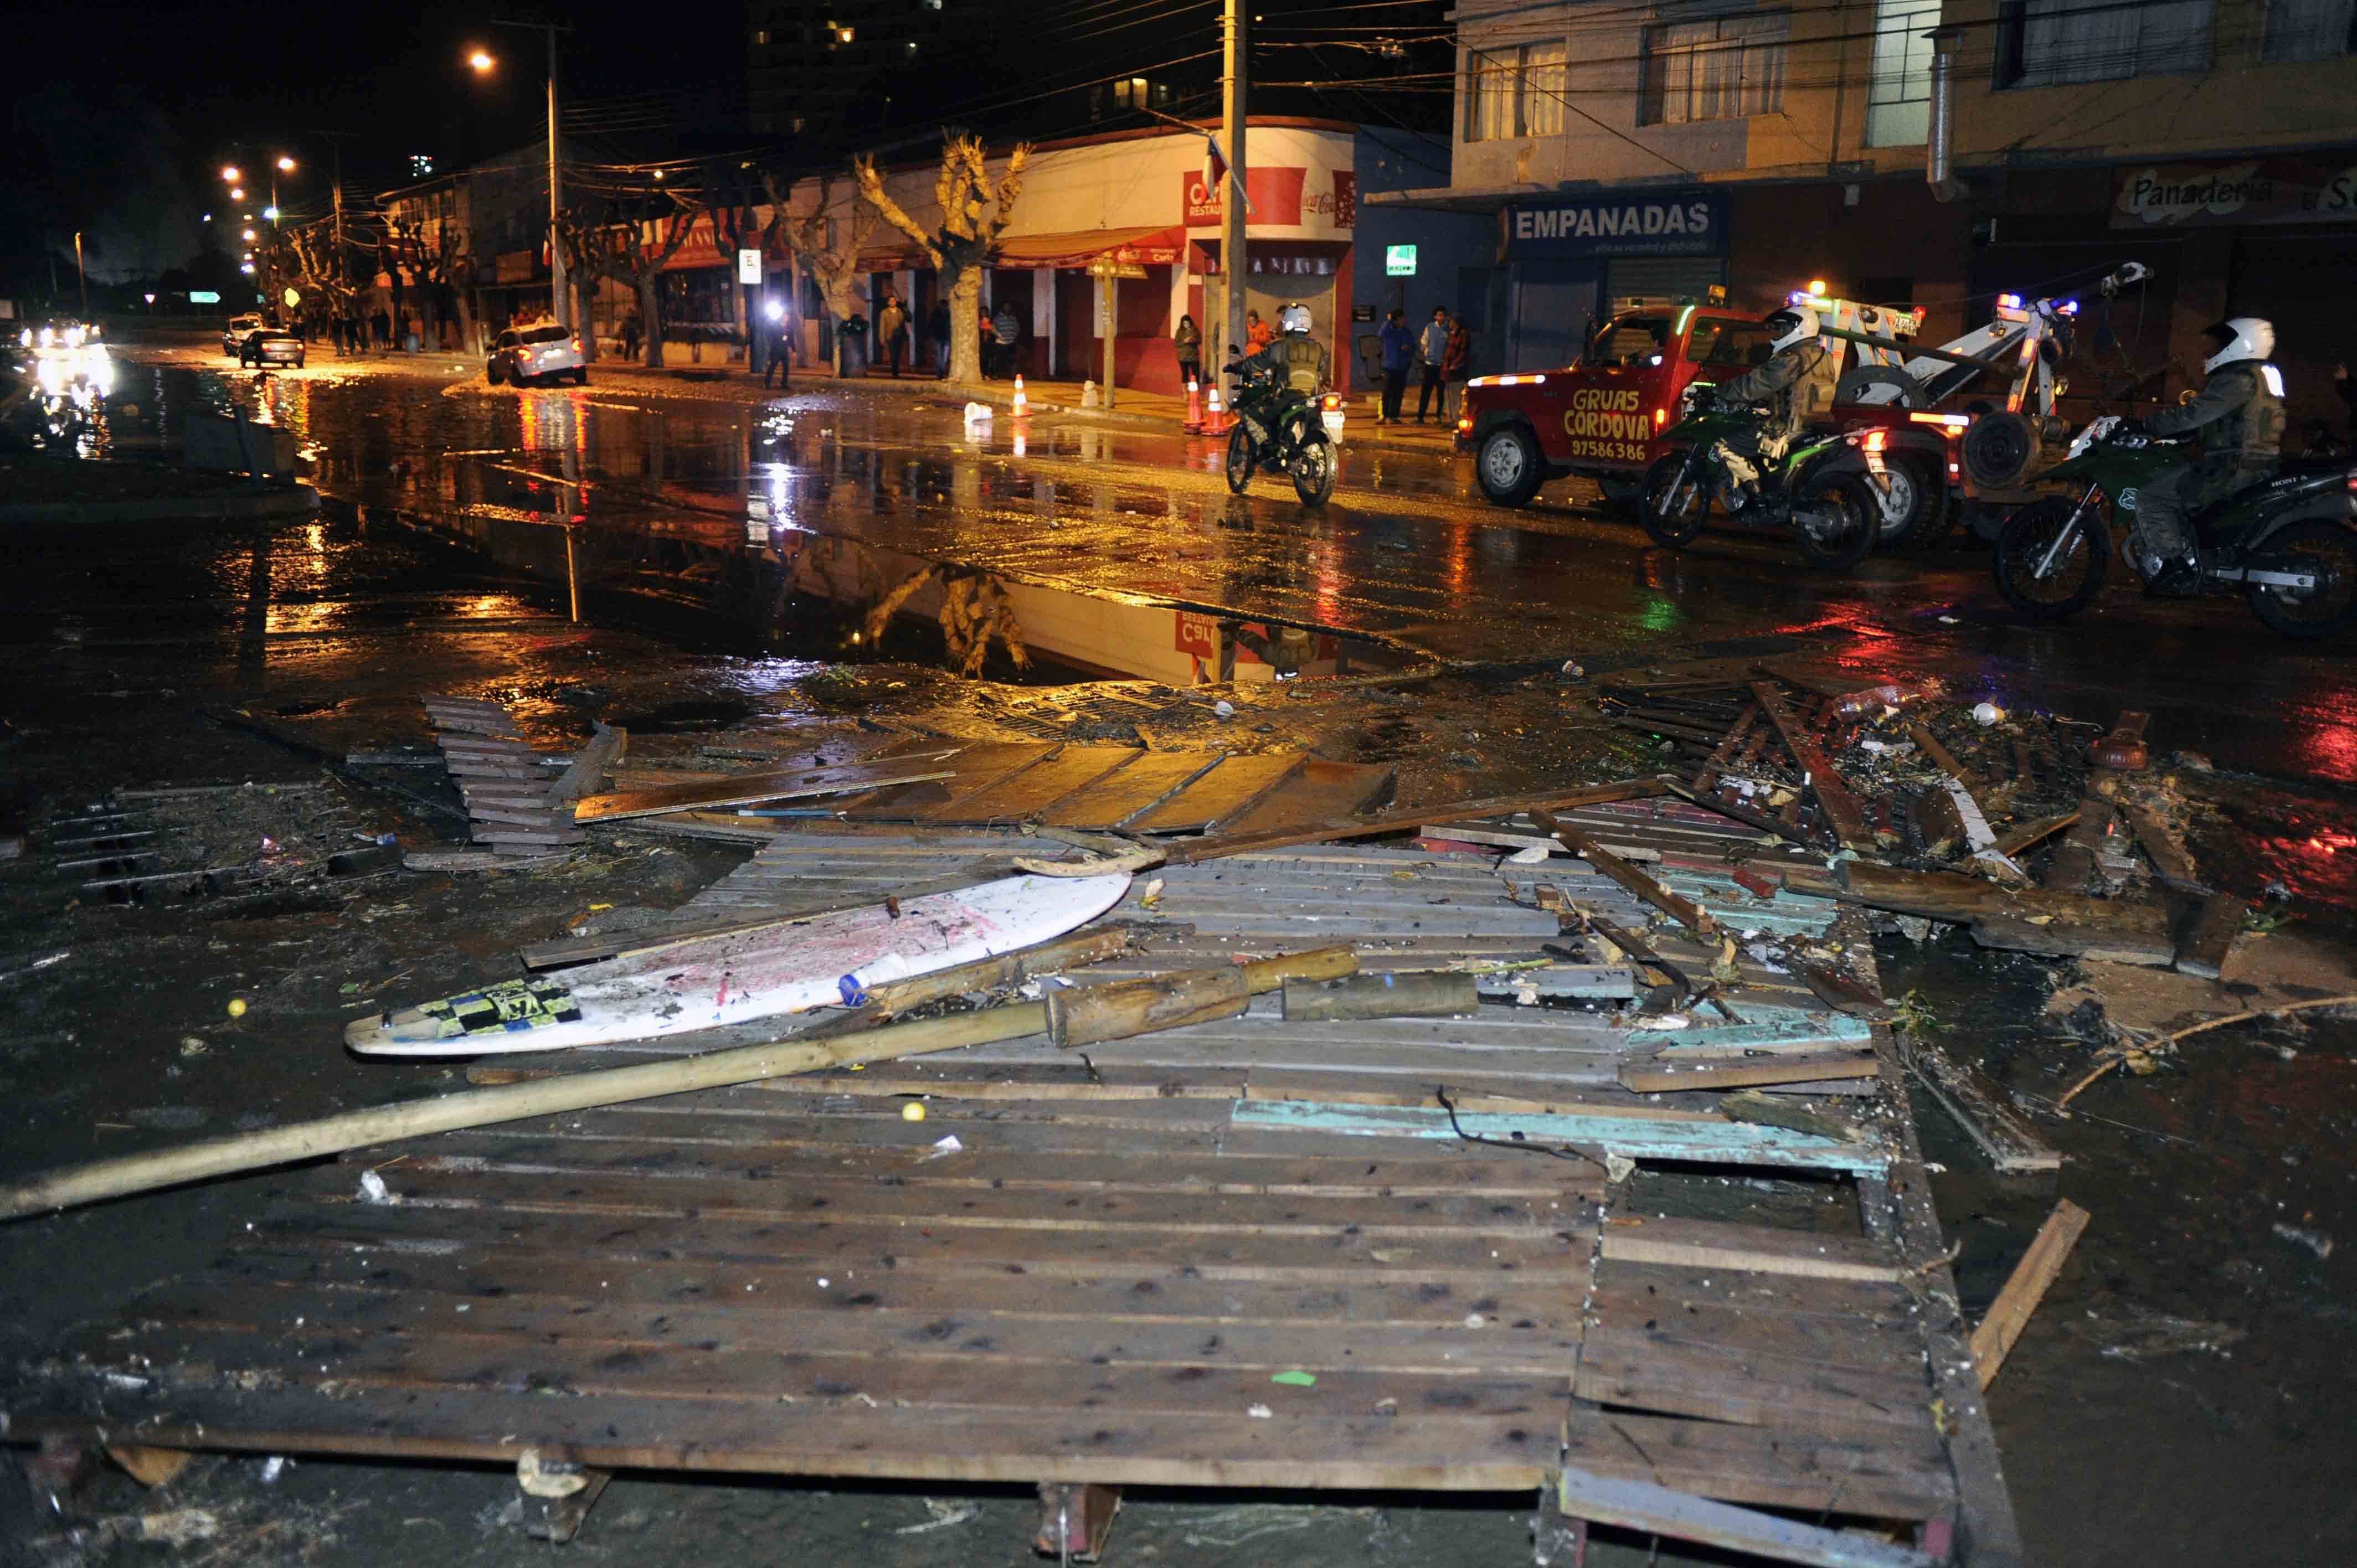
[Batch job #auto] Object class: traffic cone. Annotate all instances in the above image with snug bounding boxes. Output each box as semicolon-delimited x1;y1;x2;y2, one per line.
1011;374;1028;417
1183;377;1203;434
1204;384;1226;435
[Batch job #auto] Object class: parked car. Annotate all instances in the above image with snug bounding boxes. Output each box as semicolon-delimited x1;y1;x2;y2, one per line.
222;314;264;356
238;329;306;369
488;324;587;387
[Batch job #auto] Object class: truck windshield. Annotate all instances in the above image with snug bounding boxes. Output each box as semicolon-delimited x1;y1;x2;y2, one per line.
1582;314;1673;368
1685;319;1776;369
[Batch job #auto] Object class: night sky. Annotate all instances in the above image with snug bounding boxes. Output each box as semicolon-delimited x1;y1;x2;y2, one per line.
1;1;708;292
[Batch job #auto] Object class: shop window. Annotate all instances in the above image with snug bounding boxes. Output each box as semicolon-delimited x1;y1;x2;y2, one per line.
1641;11;1788;126
1995;0;2211;87
2263;0;2356;60
1463;42;1567;141
1865;0;1939;146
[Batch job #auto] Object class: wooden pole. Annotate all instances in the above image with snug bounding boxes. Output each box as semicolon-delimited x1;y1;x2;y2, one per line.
0;946;1355;1221
1970;1199;2091;1389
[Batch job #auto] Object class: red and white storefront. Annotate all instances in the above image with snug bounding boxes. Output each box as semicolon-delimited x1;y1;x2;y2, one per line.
789;117;1365;396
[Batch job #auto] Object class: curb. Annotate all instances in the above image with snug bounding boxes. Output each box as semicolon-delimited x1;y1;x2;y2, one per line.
0;486;320;525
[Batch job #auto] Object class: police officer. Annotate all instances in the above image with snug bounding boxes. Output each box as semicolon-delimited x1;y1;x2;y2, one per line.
2132;317;2284;596
1245;301;1330;394
1708;305;1834;500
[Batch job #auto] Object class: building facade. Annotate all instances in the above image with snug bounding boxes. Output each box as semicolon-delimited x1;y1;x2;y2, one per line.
1377;0;2357;427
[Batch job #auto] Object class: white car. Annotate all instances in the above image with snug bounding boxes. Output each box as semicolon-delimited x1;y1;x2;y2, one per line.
488;324;586;387
222;314;264;356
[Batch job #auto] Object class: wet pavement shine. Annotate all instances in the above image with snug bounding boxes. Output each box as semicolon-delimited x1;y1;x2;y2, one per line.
50;331;2357;792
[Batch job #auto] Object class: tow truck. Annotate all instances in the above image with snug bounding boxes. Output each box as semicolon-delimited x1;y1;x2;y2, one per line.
1459;264;2149;551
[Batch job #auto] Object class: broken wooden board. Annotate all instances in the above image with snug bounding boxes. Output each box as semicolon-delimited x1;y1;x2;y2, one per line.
573;760;959;824
1992;810;2079;859
1553;1467;1933;1568
2174;890;2245;980
2044;793;2115;891
1902;1038;2061;1175
842;744;1061;819
1039;751;1226;830
1162;777;1674;865
1208;759;1398;840
1970;1199;2090;1389
1619;1053;1877;1094
1125;754;1307;835
1228;1100;1888;1176
1824;862;2176;967
914;746;1146;825
2122;802;2210;894
1749;680;1870;850
1534;812;1718;939
546;724;628;808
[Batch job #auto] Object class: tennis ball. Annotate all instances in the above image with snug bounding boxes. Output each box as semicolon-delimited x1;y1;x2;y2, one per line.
900;1101;927;1122
227;998;249;1018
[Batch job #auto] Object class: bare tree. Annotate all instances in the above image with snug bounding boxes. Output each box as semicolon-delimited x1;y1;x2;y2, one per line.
384;218;478;354
556;191;699;369
855;133;1032;385
778;172;876;378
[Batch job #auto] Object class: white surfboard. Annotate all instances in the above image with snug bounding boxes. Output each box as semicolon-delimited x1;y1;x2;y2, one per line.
346;871;1131;1058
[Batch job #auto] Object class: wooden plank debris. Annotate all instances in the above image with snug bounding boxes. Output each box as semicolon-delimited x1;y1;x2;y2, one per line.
1902;1038;2061;1176
1992;810;2078;859
2044;795;2114;891
1969;1199;2091;1389
1619;1053;1877;1094
1553;1467;1934;1568
1818;862;2176;967
914;746;1142;824
574;760;958;824
2122;802;2209;894
1533;811;1719;938
1041;750;1226;829
1125;754;1306;834
545;724;628;808
1163;777;1675;865
2174;890;2246;981
1750;680;1871;850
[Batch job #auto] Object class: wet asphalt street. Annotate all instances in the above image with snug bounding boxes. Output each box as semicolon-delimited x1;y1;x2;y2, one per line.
85;330;2357;788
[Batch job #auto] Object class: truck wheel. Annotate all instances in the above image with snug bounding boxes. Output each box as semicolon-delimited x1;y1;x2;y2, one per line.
1476;424;1545;508
1963;411;2038;487
1879;456;1953;553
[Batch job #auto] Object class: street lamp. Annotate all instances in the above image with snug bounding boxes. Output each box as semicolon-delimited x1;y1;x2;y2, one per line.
221;164;240;182
468;48;493;71
276;155;295;173
481;19;572;329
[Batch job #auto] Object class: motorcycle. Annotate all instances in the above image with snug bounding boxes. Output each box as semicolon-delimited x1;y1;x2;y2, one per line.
1223;355;1337;506
1640;392;1884;568
1992;416;2357;639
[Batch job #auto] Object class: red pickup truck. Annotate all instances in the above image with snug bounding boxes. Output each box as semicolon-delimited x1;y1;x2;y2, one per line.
1458;302;1960;552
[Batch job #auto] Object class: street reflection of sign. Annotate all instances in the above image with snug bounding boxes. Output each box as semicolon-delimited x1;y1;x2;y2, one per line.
1174;611;1218;660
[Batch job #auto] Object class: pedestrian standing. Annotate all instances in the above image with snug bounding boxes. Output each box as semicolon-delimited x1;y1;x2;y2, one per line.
878;293;907;378
1414;306;1450;424
1377;308;1414;425
764;312;793;389
1441;310;1472;421
1245;309;1273;355
978;304;997;376
1172;313;1202;390
993;301;1022;379
373;307;392;349
929;298;951;378
620;310;643;362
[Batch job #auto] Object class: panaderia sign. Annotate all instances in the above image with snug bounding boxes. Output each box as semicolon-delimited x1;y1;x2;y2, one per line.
1502;189;1730;260
2111;157;2357;228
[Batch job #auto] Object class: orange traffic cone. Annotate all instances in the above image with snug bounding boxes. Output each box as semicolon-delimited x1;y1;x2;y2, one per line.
1011;374;1028;417
1183;377;1203;434
1204;384;1226;435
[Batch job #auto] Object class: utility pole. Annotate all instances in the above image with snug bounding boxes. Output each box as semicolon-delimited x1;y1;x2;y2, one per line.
1220;0;1248;373
73;231;88;318
493;17;573;328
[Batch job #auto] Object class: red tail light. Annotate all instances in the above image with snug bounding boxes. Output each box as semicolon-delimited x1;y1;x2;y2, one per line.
1862;429;1888;454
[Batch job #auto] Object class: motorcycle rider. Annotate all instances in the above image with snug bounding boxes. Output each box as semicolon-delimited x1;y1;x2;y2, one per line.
2129;317;2284;596
1706;305;1834;504
1242;302;1330;394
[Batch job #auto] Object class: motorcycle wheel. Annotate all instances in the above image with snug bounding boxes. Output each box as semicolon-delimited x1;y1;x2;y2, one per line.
1993;498;2108;621
1224;424;1254;494
1639;451;1710;548
1291;430;1337;507
2245;519;2357;641
1788;472;1881;570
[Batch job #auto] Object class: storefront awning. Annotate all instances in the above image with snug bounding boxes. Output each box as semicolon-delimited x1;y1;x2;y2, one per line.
856;225;1187;275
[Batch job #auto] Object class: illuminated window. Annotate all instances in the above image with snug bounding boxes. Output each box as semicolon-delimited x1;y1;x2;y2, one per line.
755;28;769;44
1464;42;1567;141
1114;76;1151;110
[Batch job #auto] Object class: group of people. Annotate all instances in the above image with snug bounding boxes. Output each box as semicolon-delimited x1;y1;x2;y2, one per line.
323;309;401;354
856;292;1028;379
1376;306;1473;425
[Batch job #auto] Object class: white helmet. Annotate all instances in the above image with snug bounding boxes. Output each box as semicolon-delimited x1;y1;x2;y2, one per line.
1763;305;1819;353
2202;317;2274;373
1279;302;1313;336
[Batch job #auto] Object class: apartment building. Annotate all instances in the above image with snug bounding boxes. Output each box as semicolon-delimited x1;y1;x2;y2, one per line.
1377;0;2357;421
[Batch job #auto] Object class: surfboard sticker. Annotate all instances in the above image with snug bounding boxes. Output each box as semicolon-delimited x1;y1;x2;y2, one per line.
412;979;586;1040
